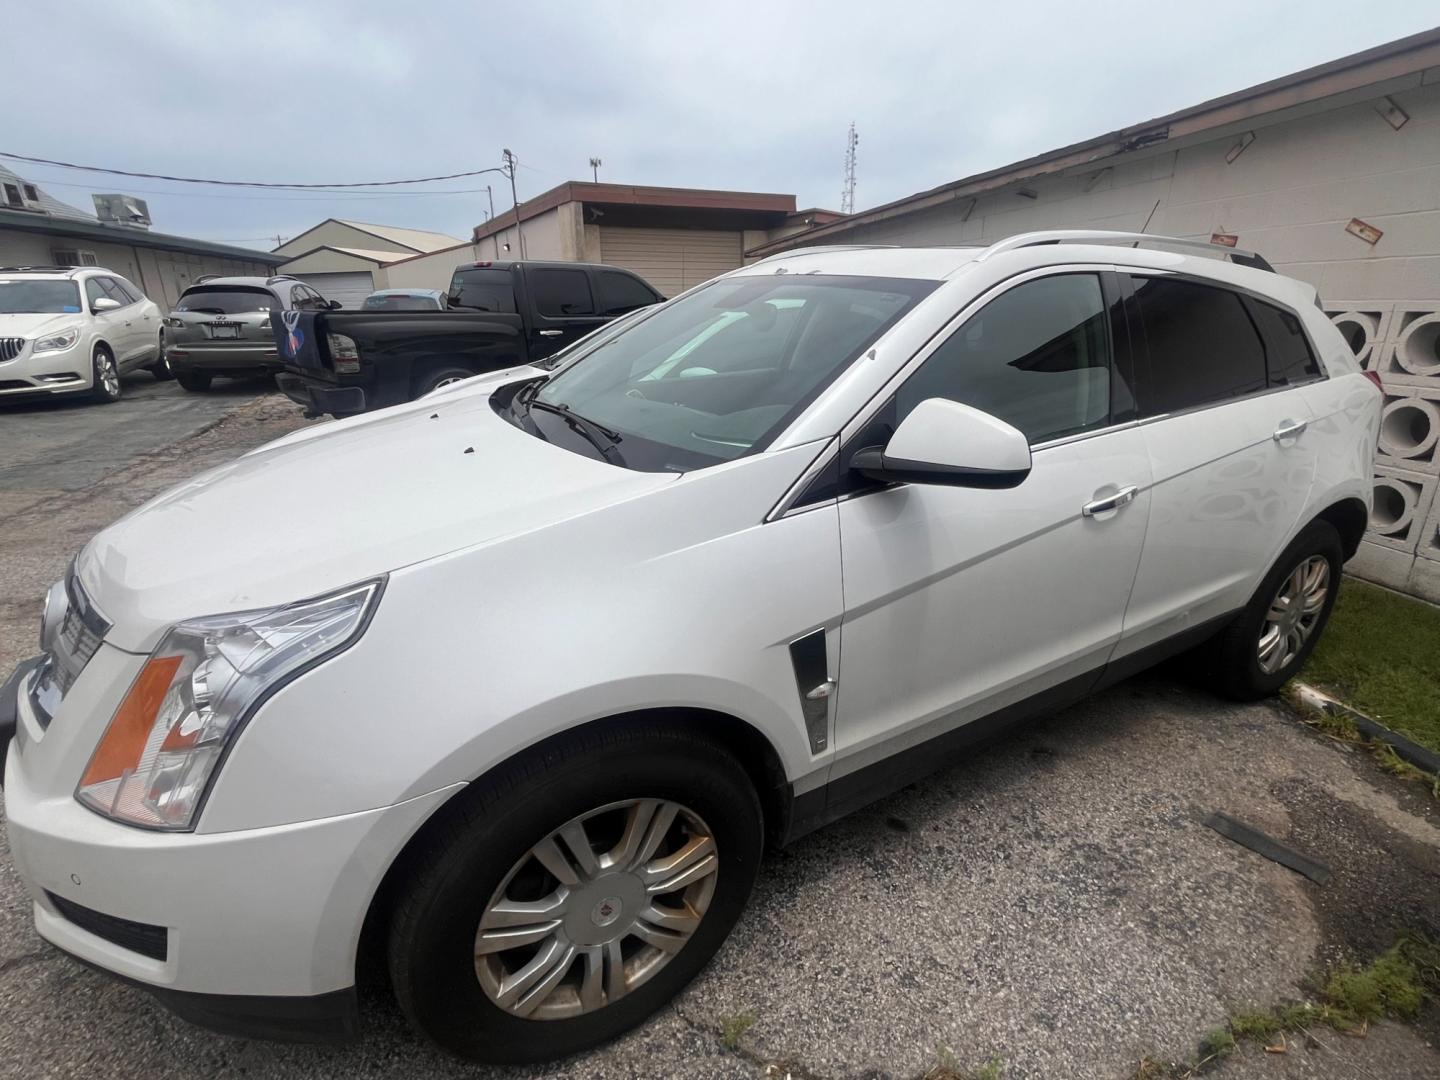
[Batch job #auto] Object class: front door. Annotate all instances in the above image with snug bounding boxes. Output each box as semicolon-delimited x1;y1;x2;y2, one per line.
1113;272;1319;659
828;270;1151;813
84;277;137;362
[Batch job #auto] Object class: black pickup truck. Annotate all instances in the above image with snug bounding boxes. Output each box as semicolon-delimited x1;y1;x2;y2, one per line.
274;260;663;418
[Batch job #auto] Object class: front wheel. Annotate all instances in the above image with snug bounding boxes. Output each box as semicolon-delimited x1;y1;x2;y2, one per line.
1211;520;1342;700
413;366;476;399
387;723;763;1063
89;345;121;403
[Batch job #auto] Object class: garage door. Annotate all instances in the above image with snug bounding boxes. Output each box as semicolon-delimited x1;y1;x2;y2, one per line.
292;272;375;309
598;228;742;298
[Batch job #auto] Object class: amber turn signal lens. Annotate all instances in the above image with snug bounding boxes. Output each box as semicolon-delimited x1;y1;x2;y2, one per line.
79;656;183;788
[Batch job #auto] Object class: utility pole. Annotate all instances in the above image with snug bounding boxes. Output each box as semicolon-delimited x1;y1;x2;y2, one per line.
485;184;494;222
502;148;527;259
841;122;858;215
272;233;284;250
589;157;602;182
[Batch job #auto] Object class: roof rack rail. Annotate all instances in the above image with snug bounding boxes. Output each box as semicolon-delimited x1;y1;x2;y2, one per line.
0;264;103;276
749;244;900;266
265;274;296;285
978;230;1274;272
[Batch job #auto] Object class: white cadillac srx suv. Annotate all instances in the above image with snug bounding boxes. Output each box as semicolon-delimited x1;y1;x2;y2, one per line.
0;232;1380;1062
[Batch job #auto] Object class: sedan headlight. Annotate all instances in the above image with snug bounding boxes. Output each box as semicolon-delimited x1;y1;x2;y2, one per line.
32;326;80;355
76;579;383;830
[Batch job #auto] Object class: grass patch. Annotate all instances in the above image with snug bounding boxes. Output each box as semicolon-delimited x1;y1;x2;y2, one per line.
718;1009;756;1050
1132;935;1439;1076
925;1047;1003;1079
1302;578;1440;755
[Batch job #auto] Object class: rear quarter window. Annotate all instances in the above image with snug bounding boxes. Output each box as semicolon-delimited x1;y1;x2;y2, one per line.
1246;299;1323;386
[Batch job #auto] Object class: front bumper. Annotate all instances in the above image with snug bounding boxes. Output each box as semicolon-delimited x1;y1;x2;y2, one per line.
3;659;461;1039
0;342;91;397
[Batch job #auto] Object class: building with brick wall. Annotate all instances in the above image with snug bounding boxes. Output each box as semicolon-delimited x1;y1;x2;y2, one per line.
751;27;1440;603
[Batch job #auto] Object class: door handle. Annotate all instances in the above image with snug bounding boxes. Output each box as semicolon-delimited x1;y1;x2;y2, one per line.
1082;484;1139;517
538;329;563;337
1272;419;1308;441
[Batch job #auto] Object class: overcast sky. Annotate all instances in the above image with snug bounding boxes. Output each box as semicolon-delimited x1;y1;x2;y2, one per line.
7;2;1437;252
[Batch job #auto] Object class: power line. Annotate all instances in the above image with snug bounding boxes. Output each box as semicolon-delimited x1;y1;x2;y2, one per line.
0;151;508;190
26;174;497;203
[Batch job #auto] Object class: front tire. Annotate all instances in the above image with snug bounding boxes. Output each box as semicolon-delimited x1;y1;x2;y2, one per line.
1212;520;1342;700
89;345;121;403
387;722;763;1064
175;369;212;392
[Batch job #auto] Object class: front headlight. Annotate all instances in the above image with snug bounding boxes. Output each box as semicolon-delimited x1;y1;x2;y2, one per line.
32;326;81;355
76;579;383;830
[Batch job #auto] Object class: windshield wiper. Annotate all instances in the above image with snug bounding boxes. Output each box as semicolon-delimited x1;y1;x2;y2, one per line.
527;398;626;465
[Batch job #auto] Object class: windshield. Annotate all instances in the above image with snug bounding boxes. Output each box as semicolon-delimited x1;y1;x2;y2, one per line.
363;293;441;311
0;279;82;314
526;274;936;471
176;286;278;314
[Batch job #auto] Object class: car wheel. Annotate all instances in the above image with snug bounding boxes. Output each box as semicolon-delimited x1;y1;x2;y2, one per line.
150;335;174;380
1212;519;1343;700
387;722;763;1064
89;345;121;403
413;367;476;399
175;369;212;392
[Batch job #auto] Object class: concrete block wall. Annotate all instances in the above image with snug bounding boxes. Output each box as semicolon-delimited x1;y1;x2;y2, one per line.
835;71;1440;603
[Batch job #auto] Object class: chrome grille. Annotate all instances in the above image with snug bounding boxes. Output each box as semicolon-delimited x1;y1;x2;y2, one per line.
31;567;110;727
0;337;23;362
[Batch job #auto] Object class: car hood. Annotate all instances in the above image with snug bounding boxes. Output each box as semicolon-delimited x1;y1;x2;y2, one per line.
76;373;676;652
0;312;79;339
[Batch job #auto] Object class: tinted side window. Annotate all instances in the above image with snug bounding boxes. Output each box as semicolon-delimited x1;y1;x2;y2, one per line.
596;270;659;316
893;274;1114;445
531;268;595;317
1130;277;1266;416
1248;299;1322;386
100;278;135;306
448;268;517;313
84;278;108;308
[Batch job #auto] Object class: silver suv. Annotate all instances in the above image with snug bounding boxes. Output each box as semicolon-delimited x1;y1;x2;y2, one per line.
163;275;337;391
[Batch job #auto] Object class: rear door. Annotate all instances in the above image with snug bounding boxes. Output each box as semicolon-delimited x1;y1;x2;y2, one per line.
1115;272;1319;659
520;266;608;359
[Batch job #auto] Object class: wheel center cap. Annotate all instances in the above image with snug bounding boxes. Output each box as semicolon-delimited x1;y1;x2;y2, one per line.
592;896;623;927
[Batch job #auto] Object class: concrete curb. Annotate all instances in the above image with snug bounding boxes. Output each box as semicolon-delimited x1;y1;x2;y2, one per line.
1292;681;1440;775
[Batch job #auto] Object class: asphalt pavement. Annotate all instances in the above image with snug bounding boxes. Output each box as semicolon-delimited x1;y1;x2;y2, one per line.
0;389;1436;1079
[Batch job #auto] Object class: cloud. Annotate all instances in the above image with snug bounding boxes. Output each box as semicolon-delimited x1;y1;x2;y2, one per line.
6;0;1436;249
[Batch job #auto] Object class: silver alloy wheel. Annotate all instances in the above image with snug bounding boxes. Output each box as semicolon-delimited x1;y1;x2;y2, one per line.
1257;554;1330;674
97;350;120;397
432;376;465;390
475;798;718;1020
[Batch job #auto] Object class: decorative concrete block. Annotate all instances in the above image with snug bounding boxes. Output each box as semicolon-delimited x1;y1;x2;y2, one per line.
1417;477;1440;564
1406;554;1440;606
1364;464;1437;552
1373;308;1440;389
1375;385;1440;474
1325;306;1392;370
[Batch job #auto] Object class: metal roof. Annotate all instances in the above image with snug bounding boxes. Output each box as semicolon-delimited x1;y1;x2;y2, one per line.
0;163;97;222
331;220;465;252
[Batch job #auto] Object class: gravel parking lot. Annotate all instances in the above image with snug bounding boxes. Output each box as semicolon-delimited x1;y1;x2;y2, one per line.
0;389;1437;1079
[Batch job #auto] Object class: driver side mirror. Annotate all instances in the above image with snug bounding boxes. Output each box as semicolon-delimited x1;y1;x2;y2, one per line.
327;299;343;310
91;297;122;313
850;397;1032;489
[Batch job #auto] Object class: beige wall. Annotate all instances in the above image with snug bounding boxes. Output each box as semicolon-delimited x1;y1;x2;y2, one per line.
383;243;482;291
475;206;565;262
815;77;1440;600
0;228;275;309
275;248;386;276
273;221;415;257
